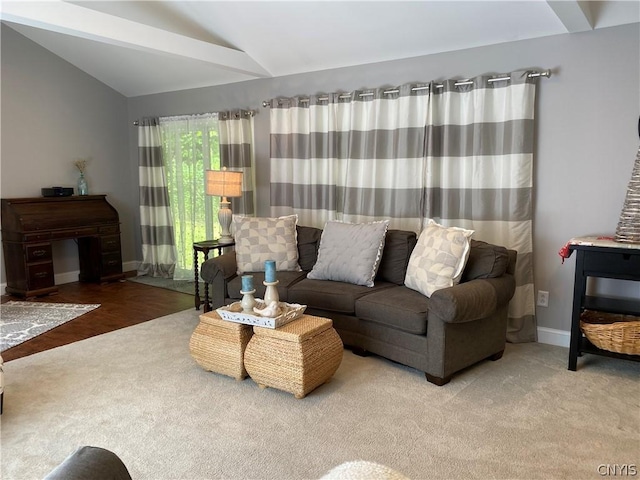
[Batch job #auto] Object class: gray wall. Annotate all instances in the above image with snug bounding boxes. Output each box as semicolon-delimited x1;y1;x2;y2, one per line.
2;22;639;340
0;25;134;282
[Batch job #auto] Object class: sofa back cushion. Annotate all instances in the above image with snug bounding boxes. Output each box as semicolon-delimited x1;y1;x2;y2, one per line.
461;239;510;282
375;230;418;285
297;225;323;271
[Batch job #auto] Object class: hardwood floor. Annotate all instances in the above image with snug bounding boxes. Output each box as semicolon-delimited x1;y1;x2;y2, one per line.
1;275;195;363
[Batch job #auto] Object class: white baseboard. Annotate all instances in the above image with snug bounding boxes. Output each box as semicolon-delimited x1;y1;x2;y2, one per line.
55;270;81;285
122;260;139;274
537;326;570;348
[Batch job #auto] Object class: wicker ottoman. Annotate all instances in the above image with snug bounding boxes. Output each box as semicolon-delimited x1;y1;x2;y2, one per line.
244;315;343;398
189;311;253;380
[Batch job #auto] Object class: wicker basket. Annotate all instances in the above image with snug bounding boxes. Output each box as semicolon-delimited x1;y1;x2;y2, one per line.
580;310;640;355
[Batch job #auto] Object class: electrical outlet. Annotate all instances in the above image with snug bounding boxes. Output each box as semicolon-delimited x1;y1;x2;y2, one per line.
537;290;549;307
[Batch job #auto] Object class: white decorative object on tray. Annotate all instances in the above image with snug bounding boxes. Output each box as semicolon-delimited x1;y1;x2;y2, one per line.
217;300;306;328
253;300;280;317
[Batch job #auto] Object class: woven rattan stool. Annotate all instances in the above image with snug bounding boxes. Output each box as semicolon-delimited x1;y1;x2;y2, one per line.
244;315;343;398
189;311;253;380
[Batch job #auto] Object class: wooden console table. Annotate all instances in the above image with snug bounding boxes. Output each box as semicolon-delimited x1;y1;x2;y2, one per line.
568;237;640;370
1;195;124;297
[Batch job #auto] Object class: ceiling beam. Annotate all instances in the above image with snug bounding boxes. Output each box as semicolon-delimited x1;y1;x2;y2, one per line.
0;0;271;78
546;1;594;32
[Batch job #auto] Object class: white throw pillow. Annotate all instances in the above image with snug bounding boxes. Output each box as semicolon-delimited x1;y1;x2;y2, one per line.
404;220;474;297
233;215;301;274
307;220;390;287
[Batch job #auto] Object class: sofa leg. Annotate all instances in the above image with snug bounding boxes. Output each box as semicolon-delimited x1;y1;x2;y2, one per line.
350;347;371;357
488;349;504;361
425;373;452;386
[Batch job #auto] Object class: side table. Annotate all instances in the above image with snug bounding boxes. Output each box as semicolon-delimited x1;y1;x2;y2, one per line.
567;236;640;370
193;240;235;311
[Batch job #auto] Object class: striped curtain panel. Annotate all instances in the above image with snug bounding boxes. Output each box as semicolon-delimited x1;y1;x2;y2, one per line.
341;85;429;231
425;71;537;343
269;86;429;231
138;117;176;278
269;70;539;342
219;110;256;215
269;95;342;227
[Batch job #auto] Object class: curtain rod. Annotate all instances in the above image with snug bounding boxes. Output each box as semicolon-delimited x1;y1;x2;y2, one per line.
262;69;551;107
133;109;256;126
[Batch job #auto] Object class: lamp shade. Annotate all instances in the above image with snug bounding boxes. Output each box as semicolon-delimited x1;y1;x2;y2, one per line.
206;168;243;198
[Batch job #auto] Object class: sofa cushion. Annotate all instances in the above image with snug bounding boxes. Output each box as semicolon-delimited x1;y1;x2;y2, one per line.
405;220;474;298
288;278;395;314
233;215;301;274
355;286;429;335
296;225;323;271
227;270;307;303
307;220;389;287
376;230;418;285
461;240;510;282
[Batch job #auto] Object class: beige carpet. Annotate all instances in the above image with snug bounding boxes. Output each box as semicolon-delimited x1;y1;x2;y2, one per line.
1;309;638;480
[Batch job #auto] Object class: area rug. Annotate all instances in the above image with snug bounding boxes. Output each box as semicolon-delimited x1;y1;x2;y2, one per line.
2;308;638;480
0;301;100;351
127;276;201;296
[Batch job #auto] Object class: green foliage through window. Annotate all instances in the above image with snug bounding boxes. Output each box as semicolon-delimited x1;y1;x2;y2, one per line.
160;116;221;279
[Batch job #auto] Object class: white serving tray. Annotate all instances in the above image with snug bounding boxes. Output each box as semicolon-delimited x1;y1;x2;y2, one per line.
216;300;306;329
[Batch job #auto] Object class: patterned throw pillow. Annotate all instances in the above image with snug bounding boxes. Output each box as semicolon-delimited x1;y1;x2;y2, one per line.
307;220;390;287
234;215;301;274
404;220;474;297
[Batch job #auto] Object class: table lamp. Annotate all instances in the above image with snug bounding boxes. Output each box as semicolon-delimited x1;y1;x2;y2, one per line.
206;167;243;244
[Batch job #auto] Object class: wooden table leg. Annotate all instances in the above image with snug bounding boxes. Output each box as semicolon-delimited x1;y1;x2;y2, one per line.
194;247;201;310
568;250;586;371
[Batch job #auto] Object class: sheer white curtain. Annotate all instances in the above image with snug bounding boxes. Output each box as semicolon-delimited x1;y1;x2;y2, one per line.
159;114;220;280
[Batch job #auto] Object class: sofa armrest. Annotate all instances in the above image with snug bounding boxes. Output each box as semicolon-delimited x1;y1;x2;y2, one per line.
199;252;238;309
428;275;515;324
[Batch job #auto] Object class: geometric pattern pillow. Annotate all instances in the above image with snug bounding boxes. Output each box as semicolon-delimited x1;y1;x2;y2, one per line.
233;215;301;274
404;220;474;298
307;220;389;287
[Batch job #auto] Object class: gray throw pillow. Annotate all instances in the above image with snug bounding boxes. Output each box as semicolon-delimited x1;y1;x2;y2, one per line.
307;220;390;287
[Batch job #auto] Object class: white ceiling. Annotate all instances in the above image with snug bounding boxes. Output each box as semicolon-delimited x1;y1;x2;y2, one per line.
1;1;638;97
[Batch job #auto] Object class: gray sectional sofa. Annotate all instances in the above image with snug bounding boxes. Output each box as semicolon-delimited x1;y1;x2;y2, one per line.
200;226;517;385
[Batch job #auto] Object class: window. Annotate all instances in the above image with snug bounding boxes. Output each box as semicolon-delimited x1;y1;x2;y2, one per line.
159;114;220;280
